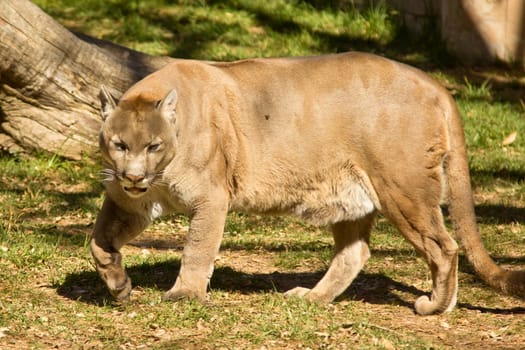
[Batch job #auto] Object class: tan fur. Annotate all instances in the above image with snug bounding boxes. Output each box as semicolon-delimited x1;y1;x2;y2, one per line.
91;52;524;315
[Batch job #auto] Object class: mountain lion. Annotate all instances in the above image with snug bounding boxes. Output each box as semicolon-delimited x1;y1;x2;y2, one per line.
91;52;524;315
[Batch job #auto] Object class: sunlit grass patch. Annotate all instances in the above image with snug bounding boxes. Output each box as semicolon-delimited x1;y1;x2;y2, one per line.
35;0;401;59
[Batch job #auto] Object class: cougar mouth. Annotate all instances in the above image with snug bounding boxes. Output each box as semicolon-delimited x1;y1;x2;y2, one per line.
123;186;148;197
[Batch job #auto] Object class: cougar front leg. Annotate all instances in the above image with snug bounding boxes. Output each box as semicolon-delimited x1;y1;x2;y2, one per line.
90;197;149;301
163;194;228;302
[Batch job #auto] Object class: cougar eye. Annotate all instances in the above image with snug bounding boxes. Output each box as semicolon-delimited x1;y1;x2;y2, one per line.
147;143;161;153
113;141;128;152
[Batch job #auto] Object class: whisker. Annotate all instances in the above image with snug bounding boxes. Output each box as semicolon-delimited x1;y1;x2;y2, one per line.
151;180;169;188
98;168;117;183
151;178;170;191
151;171;169;186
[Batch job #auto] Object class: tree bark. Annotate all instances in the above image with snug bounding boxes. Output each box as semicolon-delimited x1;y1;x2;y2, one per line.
0;0;173;159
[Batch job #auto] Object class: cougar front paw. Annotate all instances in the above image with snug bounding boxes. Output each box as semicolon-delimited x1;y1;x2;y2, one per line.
108;276;132;301
100;266;132;302
162;288;207;303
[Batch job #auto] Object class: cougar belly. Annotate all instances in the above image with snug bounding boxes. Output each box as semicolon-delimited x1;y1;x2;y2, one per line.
293;176;377;225
232;162;379;225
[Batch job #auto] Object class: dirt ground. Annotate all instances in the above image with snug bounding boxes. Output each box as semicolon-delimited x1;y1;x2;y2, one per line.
125;224;525;350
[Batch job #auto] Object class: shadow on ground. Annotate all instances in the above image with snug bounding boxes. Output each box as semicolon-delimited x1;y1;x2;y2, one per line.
56;256;525;315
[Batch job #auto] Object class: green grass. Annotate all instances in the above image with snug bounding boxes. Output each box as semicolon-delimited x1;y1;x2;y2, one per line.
34;0;413;60
1;0;524;349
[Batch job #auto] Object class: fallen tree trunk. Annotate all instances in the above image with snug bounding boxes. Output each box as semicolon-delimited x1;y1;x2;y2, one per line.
0;0;173;159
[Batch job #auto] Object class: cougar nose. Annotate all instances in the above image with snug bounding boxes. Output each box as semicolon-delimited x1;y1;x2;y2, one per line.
124;173;145;183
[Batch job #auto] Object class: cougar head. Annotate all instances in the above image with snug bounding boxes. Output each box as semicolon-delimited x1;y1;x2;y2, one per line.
98;86;178;198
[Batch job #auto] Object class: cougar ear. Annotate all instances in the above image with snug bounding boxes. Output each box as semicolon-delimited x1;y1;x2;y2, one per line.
99;85;118;121
157;89;178;122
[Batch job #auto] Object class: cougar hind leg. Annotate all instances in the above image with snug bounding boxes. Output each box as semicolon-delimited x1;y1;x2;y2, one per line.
383;198;459;315
285;213;375;302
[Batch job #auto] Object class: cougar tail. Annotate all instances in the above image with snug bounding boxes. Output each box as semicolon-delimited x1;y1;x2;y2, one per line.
445;102;525;297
